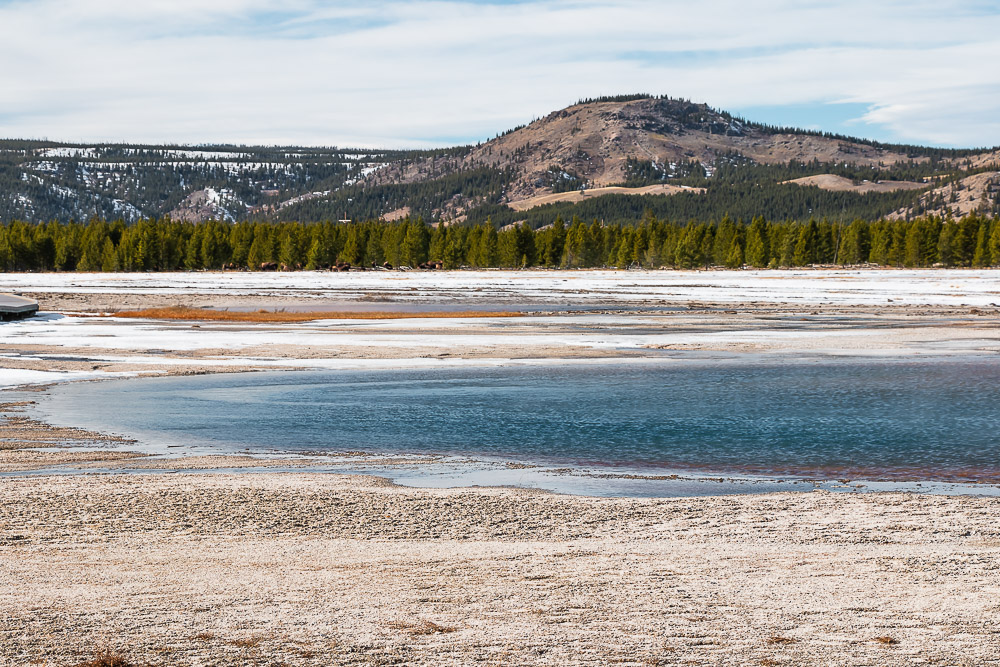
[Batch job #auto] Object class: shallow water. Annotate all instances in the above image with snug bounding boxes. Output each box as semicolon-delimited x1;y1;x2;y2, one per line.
39;359;1000;485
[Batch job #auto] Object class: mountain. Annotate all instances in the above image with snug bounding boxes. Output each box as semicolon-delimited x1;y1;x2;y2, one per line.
0;143;411;223
371;96;935;196
2;95;999;225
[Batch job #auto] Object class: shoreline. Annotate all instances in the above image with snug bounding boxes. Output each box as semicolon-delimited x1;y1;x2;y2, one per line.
6;356;1000;496
3;268;1000;494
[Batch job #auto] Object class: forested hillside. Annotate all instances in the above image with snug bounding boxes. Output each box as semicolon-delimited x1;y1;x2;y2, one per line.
3;214;998;272
0;142;460;223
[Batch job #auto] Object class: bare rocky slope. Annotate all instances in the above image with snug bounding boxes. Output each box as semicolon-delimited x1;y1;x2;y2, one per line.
366;97;999;212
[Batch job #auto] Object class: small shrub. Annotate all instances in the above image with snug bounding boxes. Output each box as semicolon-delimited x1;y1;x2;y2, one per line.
228;635;264;648
766;636;796;645
388;619;457;635
72;653;133;667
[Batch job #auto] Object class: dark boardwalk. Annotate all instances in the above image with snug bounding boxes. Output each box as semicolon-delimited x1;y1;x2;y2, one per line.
0;294;38;321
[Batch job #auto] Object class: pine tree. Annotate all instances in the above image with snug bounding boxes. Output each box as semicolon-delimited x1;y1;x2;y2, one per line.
904;225;922;267
0;231;13;271
673;224;700;269
305;238;323;270
745;217;769;267
364;228;384;265
972;222;990;267
793;221;819;266
247;234;269;269
77;224;106;272
229;223;254;267
443;236;463;269
544;217;566;267
278;232;298;267
888;223;907;266
184;233;202;269
497;227;518;267
724;235;744;269
480;224;499;267
713;215;737;265
342;226;363;265
100;238;119;272
401;223;429;266
937;223;957;267
840;219;870;265
429;225;447;262
989;219;1000;266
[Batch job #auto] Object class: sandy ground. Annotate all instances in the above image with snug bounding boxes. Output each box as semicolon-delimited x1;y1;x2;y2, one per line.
2;473;999;666
1;270;999;665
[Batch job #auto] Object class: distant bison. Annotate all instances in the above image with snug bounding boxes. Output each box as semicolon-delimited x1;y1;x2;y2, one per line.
260;261;278;271
332;262;351;272
418;261;444;270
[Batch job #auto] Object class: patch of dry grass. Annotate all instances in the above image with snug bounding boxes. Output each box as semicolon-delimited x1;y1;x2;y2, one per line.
104;307;522;323
72;652;135;667
387;619;458;635
228;635;265;648
766;636;796;645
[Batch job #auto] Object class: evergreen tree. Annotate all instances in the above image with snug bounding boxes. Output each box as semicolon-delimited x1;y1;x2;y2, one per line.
793;220;819;266
184;231;202;269
840;219;871;265
100;238;119;272
674;224;701;269
247;233;270;269
724;235;744;268
904;224;922;267
230;223;254;267
0;231;13;270
401;222;429;266
989;219;1000;266
342;226;364;265
306;237;324;270
972;222;990;267
745;217;769;267
713;215;737;265
937;223;958;267
479;223;499;266
77;223;106;272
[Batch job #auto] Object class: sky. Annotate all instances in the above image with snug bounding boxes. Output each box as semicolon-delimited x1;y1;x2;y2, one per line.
1;0;999;149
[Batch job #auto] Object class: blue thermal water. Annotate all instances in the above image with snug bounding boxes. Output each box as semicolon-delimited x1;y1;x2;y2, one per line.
40;360;1000;480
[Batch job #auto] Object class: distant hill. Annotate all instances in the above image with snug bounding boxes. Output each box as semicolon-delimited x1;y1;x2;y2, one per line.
0;142;422;223
2;95;998;225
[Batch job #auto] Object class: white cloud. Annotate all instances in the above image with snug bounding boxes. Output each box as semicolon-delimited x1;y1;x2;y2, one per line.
0;0;997;147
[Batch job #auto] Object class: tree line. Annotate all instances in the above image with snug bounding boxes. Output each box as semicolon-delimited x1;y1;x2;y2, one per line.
1;213;999;272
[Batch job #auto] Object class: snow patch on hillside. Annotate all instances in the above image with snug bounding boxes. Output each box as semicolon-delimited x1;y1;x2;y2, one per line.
35;147;98;159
